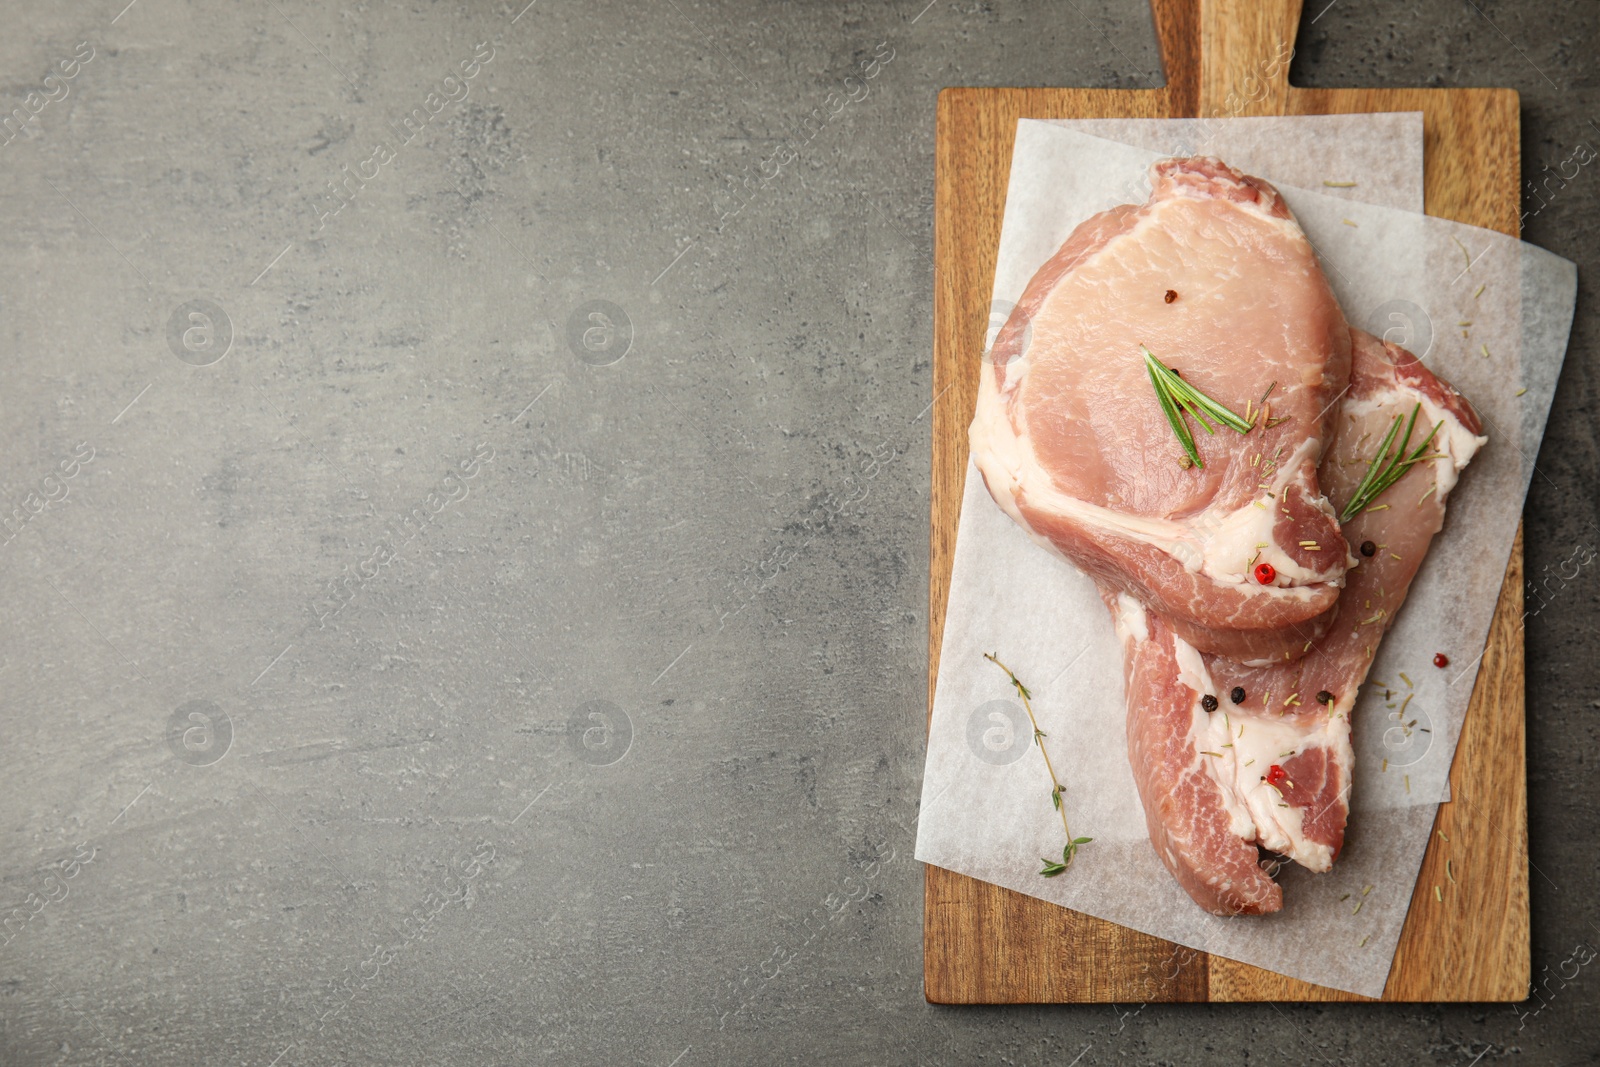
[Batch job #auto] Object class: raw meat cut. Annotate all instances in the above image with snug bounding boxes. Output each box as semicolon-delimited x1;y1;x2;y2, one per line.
1112;328;1486;915
971;157;1354;664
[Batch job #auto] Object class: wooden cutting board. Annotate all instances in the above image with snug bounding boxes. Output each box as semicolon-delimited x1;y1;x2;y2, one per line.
925;0;1528;1003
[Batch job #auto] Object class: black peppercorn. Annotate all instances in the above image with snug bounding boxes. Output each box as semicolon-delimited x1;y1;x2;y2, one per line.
1360;540;1376;557
1230;686;1246;704
1316;690;1335;705
1200;694;1219;712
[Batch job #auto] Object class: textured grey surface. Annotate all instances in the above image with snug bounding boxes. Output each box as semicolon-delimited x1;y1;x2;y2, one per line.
0;1;1594;1064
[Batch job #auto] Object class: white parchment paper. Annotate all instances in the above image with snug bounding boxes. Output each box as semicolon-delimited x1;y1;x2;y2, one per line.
915;120;1577;998
1054;113;1425;214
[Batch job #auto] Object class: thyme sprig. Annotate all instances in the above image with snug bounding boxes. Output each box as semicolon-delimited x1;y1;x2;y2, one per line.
983;652;1092;877
1339;402;1444;523
1142;345;1253;469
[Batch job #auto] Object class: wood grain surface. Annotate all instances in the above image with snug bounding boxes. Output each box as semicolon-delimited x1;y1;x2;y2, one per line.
924;0;1529;1004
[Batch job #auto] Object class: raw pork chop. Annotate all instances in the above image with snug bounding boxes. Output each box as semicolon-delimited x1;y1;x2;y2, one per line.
971;157;1354;663
1112;329;1486;915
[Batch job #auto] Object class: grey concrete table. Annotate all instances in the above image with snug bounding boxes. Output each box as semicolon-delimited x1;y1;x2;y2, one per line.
0;1;1595;1064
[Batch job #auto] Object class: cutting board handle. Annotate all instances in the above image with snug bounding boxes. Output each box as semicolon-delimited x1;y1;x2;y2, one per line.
1149;0;1303;118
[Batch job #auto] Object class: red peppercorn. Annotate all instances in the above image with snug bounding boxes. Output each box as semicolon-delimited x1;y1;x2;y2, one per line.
1254;562;1277;585
1264;764;1288;788
1433;652;1450;668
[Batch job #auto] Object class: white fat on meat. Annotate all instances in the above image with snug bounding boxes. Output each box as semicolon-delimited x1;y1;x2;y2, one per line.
1337;392;1489;505
1172;634;1344;871
1187;436;1343;587
1111;592;1149;645
974;369;1333;599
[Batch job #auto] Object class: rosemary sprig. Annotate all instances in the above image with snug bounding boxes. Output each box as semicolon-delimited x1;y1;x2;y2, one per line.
983;652;1091;876
1339;402;1444;523
1141;345;1252;469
